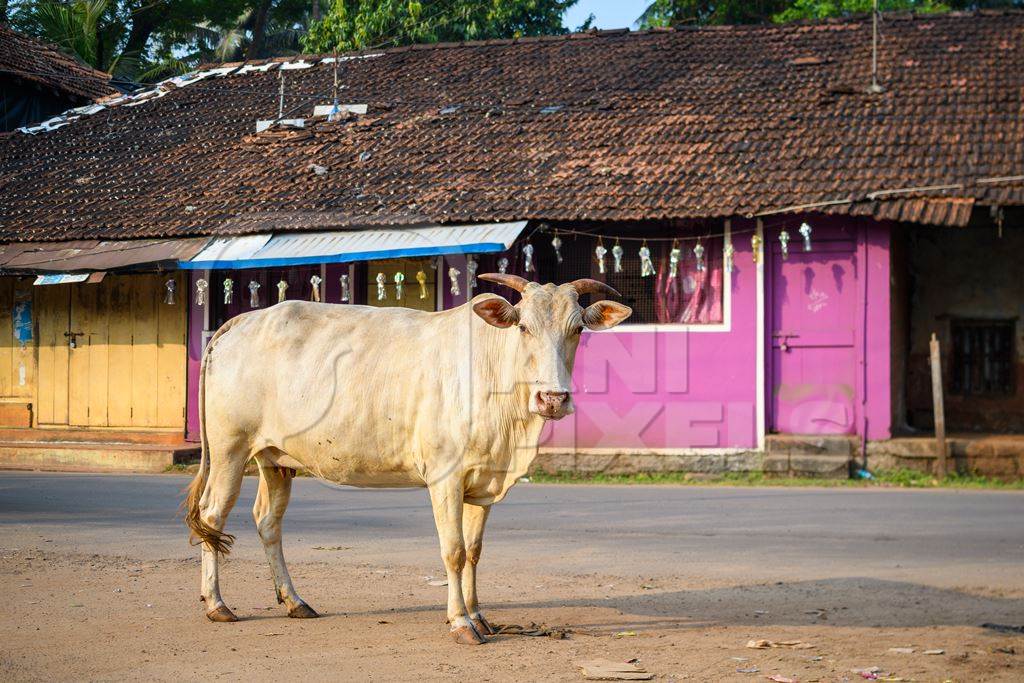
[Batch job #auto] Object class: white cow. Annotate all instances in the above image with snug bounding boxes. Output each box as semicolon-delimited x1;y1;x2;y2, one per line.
184;274;631;644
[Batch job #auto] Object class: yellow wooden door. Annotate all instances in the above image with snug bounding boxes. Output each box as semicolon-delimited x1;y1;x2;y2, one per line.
366;258;436;311
73;272;187;428
45;273;188;429
35;284;72;425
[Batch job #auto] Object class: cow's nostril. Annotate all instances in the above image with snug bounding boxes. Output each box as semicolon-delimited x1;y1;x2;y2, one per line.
539;391;569;406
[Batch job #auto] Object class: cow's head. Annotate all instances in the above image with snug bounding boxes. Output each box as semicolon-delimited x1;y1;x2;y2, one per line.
472;274;632;419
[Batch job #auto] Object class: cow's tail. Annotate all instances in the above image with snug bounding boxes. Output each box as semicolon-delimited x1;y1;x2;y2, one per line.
184;320;238;555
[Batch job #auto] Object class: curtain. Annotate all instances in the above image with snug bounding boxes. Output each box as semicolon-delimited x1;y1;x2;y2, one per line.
653;238;723;324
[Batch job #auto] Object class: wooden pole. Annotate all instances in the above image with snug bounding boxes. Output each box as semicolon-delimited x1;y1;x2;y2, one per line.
929;333;947;478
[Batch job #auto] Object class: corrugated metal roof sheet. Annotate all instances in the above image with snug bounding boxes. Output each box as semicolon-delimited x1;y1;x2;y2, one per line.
0;238;208;272
181;221;528;270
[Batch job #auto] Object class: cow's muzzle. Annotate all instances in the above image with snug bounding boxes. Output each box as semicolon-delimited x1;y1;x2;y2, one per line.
532;390;574;419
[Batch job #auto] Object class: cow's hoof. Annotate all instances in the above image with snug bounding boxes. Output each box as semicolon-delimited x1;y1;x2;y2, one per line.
450;624;487;645
288;603;319;619
206;605;239;622
471;614;495;636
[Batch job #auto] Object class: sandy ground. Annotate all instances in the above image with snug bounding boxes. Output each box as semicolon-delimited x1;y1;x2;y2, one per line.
1;546;1022;682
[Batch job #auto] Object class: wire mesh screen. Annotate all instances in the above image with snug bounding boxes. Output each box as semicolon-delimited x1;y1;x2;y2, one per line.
522;226;725;325
211;266;321;328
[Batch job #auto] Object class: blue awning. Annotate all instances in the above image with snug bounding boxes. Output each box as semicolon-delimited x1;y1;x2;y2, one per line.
180;222;528;270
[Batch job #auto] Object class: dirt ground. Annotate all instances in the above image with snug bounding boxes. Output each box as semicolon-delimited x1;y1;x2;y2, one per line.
1;546;1021;682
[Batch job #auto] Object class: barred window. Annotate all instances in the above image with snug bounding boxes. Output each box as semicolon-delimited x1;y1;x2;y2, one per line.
951;319;1016;396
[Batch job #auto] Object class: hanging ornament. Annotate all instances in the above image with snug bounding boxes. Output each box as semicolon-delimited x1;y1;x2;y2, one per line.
248;281;260;308
310;275;322;302
724;243;735;274
340;274;350;302
668;240;681;279
223;278;234;305
779;229;791;260
376;272;386;301
551;232;563;265
522;243;534;273
195;278;208;307
751;234;763;264
416;270;428;299
466;255;478;292
394;271;405;300
164;279;176;305
799;222;812;252
639;241;655;277
694;240;705;272
497;256;509;275
595;239;607;274
277;279;288;303
612;239;624;273
448;267;461;296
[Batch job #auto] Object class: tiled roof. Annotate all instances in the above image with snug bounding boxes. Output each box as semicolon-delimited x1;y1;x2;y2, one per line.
1;11;1022;240
0;25;116;101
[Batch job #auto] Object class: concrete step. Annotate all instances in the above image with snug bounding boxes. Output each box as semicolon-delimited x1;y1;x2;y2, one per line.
789;454;851;478
0;440;198;473
764;435;854;478
766;434;855;456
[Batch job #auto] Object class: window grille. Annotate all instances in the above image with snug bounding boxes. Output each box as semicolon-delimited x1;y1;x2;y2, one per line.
950;319;1016;396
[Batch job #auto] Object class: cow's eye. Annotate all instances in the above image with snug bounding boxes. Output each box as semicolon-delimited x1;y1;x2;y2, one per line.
518;324;530;335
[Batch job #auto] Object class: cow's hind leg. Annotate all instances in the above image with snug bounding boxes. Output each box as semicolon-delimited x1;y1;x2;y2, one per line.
462;503;493;635
198;439;247;622
253;454;317;618
428;480;486;645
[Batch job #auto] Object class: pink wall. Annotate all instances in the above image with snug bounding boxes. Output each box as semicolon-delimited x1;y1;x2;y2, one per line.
186;216;891;447
442;223;760;450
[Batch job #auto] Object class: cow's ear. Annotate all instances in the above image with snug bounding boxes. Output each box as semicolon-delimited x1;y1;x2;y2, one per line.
473;296;519;328
583;301;632;330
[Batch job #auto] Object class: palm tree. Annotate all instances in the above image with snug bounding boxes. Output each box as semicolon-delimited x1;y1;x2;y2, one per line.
12;0;133;75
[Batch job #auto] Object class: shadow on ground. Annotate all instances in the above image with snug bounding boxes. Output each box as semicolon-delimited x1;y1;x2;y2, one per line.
341;577;1024;633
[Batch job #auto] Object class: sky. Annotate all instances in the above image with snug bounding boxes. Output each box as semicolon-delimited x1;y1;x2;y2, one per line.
563;0;652;31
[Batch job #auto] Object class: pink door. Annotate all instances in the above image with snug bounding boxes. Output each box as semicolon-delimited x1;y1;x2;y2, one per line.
770;226;860;435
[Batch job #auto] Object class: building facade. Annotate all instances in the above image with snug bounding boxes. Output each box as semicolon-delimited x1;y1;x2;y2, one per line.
0;13;1021;473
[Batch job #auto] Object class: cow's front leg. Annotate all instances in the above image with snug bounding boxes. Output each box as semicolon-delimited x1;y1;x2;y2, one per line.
428;480;486;644
462;503;493;635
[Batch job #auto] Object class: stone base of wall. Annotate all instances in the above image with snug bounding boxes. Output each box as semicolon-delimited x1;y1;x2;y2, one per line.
536;434;1024;481
531;450;762;476
866;435;1024;480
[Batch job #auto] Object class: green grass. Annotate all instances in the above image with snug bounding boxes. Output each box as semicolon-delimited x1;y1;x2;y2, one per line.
527;468;1024;490
163;461;1021;489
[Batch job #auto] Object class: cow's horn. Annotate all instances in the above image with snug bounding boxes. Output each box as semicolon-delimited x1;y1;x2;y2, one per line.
478;273;530;292
569;278;621;298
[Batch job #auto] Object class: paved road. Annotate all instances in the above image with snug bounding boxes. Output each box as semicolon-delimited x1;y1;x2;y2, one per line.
1;471;1022;587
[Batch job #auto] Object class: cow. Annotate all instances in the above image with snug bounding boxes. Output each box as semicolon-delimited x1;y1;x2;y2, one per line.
184;273;631;644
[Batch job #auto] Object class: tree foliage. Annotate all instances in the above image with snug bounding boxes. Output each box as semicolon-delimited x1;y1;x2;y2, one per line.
637;0;1021;27
303;0;575;53
7;0;312;81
